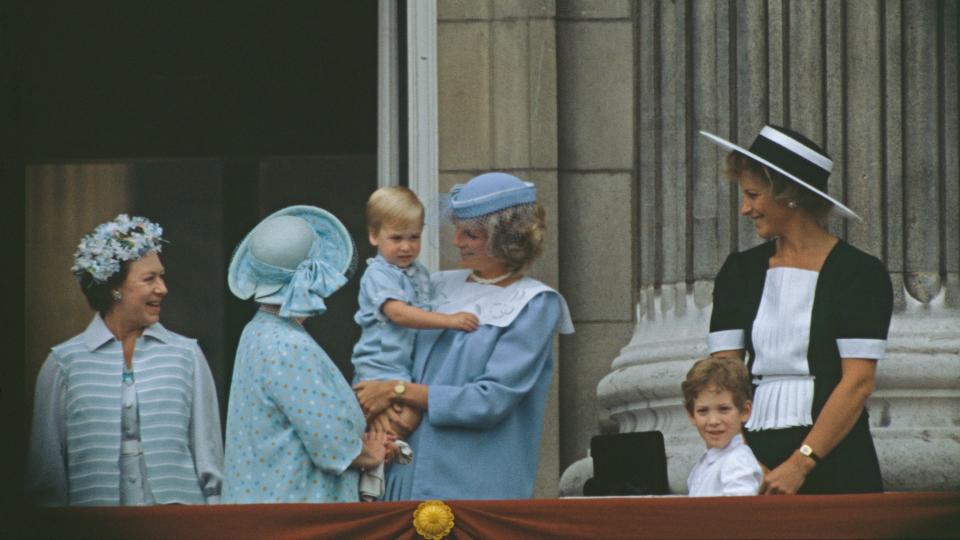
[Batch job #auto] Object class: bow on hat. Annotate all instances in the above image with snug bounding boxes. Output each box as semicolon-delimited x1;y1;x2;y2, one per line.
274;256;347;318
238;241;347;318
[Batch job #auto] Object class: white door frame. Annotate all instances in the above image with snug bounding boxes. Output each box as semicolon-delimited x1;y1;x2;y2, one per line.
378;0;439;271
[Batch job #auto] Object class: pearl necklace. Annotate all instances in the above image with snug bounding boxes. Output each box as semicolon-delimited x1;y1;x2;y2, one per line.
469;270;513;285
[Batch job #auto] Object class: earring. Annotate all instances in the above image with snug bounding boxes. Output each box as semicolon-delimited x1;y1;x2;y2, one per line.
787;200;799;209
112;290;122;302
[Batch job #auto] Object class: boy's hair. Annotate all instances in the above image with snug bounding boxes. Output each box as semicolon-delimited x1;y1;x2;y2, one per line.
366;186;425;233
681;356;753;414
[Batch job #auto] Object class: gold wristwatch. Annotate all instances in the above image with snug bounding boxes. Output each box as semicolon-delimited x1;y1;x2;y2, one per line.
799;444;821;463
393;381;406;400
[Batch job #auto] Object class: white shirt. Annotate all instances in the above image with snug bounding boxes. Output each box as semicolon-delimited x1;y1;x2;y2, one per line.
687;434;763;497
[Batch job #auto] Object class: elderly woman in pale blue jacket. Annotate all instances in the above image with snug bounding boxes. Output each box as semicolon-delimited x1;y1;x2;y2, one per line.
354;173;574;500
26;215;223;506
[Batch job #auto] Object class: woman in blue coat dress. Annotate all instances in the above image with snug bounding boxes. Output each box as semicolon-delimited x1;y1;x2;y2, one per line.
354;172;574;500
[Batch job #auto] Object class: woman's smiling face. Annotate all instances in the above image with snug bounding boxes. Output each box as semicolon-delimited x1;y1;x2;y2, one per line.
452;223;508;278
738;170;792;239
111;251;168;328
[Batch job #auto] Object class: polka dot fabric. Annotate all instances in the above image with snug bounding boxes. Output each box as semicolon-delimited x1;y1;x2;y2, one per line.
222;311;365;503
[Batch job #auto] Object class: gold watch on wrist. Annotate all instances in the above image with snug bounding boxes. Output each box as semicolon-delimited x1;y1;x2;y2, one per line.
393;381;406;400
798;444;821;463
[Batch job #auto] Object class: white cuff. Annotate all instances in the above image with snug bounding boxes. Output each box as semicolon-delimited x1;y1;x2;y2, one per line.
708;330;745;353
837;338;886;360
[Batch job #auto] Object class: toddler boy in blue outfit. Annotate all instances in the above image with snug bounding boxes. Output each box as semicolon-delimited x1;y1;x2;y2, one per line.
351;186;478;435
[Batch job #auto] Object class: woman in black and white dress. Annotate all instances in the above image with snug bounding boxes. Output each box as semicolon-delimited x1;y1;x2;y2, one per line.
701;125;893;494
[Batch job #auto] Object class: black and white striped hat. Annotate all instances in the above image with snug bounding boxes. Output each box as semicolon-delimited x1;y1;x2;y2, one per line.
700;125;861;221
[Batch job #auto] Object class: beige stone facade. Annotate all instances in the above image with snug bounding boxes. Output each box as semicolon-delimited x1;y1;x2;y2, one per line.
435;0;959;496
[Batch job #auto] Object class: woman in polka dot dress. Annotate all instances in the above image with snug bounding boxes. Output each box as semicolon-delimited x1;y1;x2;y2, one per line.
222;206;389;503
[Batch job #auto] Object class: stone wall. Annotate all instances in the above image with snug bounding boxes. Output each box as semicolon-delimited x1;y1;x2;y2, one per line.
555;0;637;472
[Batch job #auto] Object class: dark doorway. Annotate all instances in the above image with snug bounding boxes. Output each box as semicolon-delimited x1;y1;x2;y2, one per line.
8;1;380;505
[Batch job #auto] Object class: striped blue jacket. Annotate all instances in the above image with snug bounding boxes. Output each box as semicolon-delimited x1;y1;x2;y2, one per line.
49;316;215;505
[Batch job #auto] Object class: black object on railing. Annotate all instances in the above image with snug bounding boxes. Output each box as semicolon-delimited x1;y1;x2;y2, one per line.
582;431;670;496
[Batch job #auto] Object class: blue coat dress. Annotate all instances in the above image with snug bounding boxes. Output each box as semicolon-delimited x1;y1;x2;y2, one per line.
385;270;573;500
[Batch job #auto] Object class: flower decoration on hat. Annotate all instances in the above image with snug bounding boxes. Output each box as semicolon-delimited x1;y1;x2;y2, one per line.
71;214;165;284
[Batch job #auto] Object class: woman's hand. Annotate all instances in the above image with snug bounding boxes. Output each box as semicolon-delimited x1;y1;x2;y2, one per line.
761;358;877;495
352;431;389;470
353;380;397;419
761;451;815;495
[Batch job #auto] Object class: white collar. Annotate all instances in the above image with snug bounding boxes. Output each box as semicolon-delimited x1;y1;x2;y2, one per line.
702;433;746;465
431;270;574;333
370;254;426;277
81;313;172;351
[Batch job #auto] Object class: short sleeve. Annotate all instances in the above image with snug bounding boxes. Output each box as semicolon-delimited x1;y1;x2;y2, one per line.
359;264;411;323
835;256;893;360
709;252;746;353
720;448;763;496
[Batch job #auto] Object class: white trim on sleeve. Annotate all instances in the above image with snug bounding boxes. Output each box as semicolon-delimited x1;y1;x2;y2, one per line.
708;330;745;353
837;338;887;360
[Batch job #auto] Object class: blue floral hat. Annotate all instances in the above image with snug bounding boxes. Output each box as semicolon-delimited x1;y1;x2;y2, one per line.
72;214;165;285
448;172;537;219
228;205;355;317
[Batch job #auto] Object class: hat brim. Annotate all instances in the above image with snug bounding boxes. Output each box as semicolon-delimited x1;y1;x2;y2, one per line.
228;205;354;301
699;130;862;221
253;283;285;305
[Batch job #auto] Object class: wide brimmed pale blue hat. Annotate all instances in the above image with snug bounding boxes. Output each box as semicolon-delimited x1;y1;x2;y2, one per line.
449;172;537;219
228;205;355;317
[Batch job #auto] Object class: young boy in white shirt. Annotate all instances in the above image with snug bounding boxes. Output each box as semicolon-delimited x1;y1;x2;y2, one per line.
682;356;763;496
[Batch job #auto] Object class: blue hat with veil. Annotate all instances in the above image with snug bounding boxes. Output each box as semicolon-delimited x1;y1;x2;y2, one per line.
228;205;356;317
448;172;537;219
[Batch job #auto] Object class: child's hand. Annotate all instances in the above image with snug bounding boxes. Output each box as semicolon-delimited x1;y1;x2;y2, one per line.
446;312;479;332
387;405;423;439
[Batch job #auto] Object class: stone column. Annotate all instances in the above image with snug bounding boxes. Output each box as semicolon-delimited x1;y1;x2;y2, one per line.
555;0;637;485
561;0;959;494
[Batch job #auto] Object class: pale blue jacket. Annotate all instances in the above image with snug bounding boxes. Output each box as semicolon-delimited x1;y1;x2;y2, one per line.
26;315;223;506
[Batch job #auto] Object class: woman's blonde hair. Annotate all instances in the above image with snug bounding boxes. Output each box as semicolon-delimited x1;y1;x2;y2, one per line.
681;356;753;414
724;151;834;221
366;186;425;233
457;203;546;274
